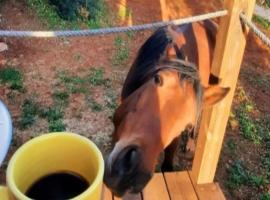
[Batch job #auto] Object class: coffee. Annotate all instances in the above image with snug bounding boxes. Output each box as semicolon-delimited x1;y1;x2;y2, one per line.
26;172;89;200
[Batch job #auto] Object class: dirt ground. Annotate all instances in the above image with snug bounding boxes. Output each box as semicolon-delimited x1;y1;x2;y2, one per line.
0;0;269;199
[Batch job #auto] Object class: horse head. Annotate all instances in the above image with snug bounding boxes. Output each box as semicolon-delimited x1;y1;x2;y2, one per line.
104;24;229;197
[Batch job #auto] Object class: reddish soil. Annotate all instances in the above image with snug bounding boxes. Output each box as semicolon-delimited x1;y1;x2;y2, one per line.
0;0;269;199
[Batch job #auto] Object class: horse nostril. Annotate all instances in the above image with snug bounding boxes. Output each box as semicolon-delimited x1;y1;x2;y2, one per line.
113;146;140;176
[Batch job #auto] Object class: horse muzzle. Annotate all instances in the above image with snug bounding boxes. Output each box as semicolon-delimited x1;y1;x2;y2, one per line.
104;145;153;197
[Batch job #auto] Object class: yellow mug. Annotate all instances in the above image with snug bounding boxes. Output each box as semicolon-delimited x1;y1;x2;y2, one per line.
0;132;104;200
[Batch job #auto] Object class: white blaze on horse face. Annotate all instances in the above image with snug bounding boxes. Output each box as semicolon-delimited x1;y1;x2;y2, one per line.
155;70;197;148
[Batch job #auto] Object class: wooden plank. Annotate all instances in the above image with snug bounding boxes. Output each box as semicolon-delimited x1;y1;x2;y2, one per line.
143;173;170;200
191;0;256;184
102;184;113;200
114;193;142;200
164;171;198;200
0;186;9;200
194;183;226;200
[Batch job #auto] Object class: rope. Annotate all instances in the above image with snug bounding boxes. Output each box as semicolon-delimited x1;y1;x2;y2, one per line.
240;13;270;48
0;10;228;38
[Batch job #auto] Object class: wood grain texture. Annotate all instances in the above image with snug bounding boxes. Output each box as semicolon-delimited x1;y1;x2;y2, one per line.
164;171;198;200
191;0;256;184
143;173;170;200
102;185;113;200
194;182;226;200
114;193;142;200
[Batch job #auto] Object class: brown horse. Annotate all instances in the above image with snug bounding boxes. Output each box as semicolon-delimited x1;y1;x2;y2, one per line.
104;21;230;197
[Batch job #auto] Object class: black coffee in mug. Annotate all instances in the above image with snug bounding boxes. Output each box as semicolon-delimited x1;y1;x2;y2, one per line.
26;171;89;200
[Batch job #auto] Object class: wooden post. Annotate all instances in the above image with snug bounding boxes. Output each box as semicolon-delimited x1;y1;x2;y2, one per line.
191;0;256;184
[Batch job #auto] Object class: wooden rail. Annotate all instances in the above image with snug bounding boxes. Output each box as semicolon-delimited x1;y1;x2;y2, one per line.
102;172;225;200
191;0;256;184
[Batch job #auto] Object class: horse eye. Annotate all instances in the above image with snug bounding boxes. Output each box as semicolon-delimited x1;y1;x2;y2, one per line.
154;74;163;86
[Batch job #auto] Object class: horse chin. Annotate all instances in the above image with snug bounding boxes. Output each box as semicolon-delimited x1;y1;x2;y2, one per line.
104;161;153;197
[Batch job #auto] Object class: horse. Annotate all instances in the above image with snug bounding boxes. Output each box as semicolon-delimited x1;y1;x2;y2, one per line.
104;21;230;197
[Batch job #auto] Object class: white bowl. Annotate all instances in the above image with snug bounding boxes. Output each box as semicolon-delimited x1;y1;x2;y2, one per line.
0;100;12;167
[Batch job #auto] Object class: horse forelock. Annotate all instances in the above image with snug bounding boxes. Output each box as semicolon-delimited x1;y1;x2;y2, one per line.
121;27;175;99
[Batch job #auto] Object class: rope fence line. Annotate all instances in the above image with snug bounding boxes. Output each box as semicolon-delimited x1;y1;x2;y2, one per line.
0;10;228;38
0;9;269;49
240;13;270;48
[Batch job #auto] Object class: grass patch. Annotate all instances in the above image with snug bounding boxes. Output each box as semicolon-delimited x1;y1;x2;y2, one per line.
126;30;136;39
57;68;110;93
52;90;70;106
260;193;270;200
27;0;77;29
88;68;106;86
39;106;65;132
226;138;237;153
18;97;66;131
57;71;87;94
56;68;113;113
226;161;268;189
27;0;109;29
86;96;103;112
112;36;129;66
235;103;262;144
262;119;270;177
19;99;39;129
0;67;23;90
104;90;118;110
253;15;270;31
242;69;270;93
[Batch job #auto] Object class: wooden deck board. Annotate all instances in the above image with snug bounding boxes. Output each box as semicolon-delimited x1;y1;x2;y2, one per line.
164;171;198;200
114;193;142;200
102;171;226;200
194;183;226;200
102;184;113;200
143;173;170;200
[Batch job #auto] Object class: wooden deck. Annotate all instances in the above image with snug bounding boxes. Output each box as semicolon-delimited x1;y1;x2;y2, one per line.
102;171;226;200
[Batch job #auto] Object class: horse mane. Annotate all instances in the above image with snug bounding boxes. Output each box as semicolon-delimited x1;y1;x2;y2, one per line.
121;28;177;99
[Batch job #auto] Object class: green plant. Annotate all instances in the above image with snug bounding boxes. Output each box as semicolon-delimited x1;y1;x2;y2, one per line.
112;36;129;66
248;174;268;186
86;97;103;112
235;103;262;144
260;193;270;200
48;119;66;132
0;67;23;90
40;106;64;121
52;90;69;106
27;0;108;29
58;71;85;84
88;68;105;86
226;138;237;153
253;15;270;30
39;106;66;131
226;161;268;190
57;71;87;94
27;0;77;29
242;69;270;93
19;99;39;129
105;90;118;110
226;161;249;189
263;139;270;177
84;0;108;28
126;30;136;39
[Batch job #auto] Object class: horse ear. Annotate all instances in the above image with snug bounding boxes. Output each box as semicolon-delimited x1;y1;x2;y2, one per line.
202;86;230;108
